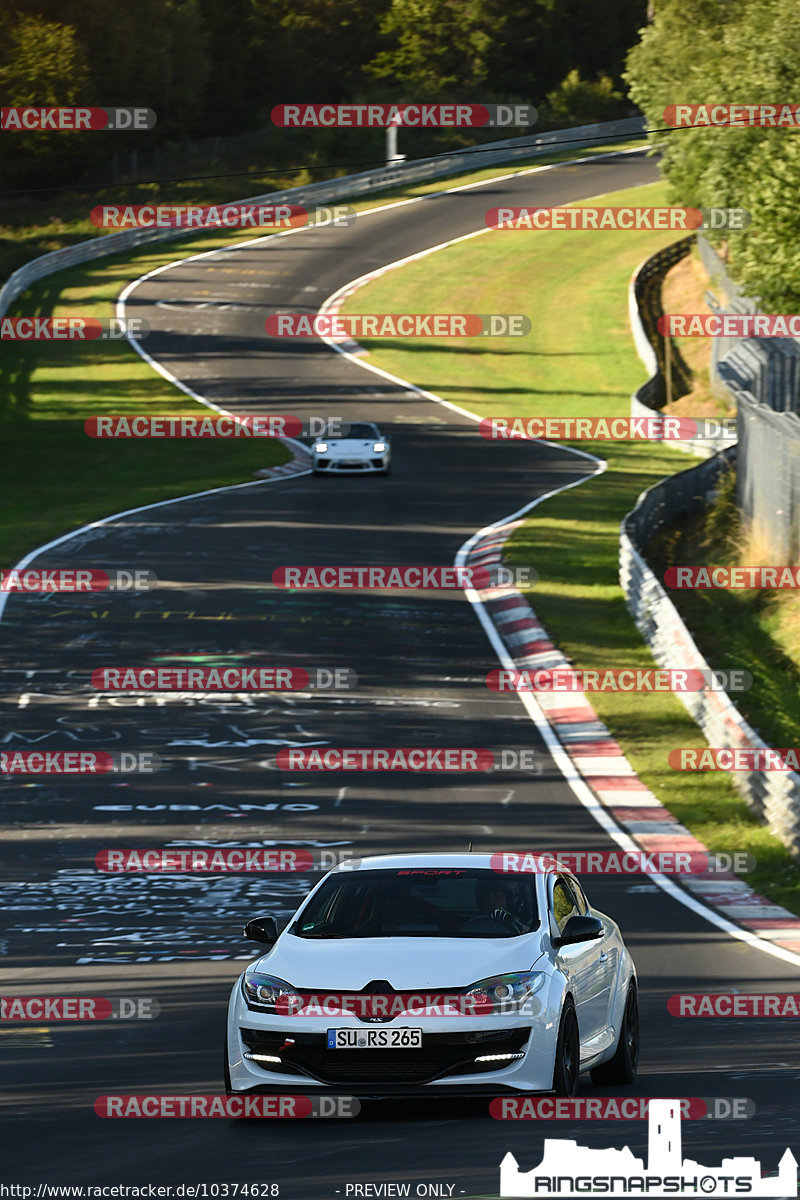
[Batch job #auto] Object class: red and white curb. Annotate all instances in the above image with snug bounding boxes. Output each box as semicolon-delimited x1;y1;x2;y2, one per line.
464;531;800;956
254;445;314;479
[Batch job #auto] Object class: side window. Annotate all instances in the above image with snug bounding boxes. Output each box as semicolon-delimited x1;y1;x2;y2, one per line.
565;875;588;915
551;877;579;933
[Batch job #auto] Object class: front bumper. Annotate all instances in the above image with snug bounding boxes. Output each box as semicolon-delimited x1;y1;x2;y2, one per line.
226;985;558;1095
313;453;389;473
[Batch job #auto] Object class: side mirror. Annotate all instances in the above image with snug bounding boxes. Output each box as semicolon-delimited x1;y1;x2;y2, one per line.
243;916;279;945
553;914;604;948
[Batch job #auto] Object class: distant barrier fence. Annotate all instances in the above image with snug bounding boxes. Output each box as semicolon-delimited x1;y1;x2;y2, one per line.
731;386;800;562
0;116;645;321
699;233;800;560
621;243;800;858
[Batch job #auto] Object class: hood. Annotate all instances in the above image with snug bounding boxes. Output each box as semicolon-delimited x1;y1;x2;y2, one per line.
254;933;542;990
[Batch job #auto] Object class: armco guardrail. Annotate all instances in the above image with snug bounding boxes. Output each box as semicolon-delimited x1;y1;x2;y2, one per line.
0;117;645;320
620;453;800;858
628;235;733;459
622;246;800;858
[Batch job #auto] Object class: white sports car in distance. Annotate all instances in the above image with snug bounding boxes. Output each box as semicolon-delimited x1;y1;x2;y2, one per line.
311;421;390;475
224;852;638;1097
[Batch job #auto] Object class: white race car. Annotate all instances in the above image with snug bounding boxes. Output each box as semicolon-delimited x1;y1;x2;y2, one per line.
311;421;390;475
224;852;638;1097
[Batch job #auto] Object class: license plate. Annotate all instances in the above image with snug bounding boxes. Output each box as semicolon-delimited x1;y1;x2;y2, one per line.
326;1028;422;1049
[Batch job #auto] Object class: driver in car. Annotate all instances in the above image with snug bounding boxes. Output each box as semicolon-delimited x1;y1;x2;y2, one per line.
475;880;527;934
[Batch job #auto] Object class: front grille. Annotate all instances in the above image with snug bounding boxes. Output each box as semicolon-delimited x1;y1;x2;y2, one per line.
241;1027;530;1085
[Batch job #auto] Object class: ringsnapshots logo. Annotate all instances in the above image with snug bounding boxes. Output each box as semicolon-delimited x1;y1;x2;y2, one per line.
90;203;356;230
266;314;531;338
1;996;159;1021
487;668;752;694
0;568;156;592
1;106;156;131
94;1095;359;1118
271;565;537;589
91;665;357;692
479;416;736;443
271;103;537;128
490;850;755;875
84;415;346;439
491;1097;755;1121
486;206;750;231
664;103;800;127
1;317;149;340
498;1098;797;1198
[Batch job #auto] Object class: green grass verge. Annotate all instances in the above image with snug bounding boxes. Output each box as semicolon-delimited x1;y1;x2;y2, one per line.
649;469;800;749
338;177;800;916
1;231;292;565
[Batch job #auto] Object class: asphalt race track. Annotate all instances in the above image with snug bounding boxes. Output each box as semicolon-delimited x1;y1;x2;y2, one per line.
2;150;798;1195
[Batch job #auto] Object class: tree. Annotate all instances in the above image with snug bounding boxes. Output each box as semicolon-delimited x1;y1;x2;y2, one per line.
625;0;800;310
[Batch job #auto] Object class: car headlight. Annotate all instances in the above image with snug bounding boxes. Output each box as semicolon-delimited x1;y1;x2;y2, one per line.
373;442;387;453
242;971;302;1013
313;442;328;454
464;972;545;1013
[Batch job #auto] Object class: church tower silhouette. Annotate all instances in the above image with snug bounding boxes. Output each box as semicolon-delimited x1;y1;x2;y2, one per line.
648;1100;682;1173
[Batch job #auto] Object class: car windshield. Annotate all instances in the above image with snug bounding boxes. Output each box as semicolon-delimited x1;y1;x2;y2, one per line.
291;868;539;939
334;423;378;440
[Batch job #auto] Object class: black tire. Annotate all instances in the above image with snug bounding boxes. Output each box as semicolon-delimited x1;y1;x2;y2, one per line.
382;463;391;476
552;997;580;1097
590;982;639;1086
223;1032;233;1096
